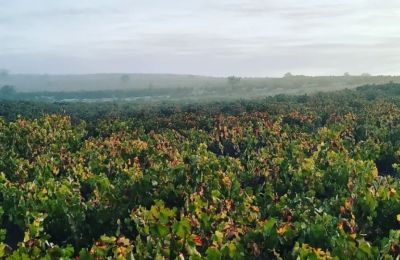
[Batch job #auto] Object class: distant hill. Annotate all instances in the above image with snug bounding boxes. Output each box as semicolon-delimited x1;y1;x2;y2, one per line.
2;73;400;94
0;74;224;92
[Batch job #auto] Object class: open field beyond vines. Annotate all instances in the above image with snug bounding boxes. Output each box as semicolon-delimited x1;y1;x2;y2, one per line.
0;83;400;259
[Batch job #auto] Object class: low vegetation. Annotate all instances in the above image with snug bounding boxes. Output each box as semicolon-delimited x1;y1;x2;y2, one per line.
0;83;400;259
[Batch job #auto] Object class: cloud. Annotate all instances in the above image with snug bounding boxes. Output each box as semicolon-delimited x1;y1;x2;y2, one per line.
0;0;400;76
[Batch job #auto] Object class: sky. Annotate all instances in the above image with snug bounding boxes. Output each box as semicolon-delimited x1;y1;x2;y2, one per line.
0;0;399;77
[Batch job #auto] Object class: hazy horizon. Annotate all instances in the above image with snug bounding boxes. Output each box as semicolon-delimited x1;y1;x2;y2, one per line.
2;72;400;78
1;0;400;77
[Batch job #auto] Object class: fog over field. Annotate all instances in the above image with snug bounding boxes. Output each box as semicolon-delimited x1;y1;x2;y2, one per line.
1;73;400;94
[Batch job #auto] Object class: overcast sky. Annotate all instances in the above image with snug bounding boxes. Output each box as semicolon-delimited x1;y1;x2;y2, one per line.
0;0;399;76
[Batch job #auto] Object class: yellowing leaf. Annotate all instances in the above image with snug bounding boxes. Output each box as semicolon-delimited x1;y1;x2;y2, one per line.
277;223;290;236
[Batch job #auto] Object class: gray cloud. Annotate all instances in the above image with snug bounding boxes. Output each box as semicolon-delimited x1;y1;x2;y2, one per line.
0;0;399;76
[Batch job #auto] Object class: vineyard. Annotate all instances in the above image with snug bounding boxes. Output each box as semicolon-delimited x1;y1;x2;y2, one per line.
1;83;400;259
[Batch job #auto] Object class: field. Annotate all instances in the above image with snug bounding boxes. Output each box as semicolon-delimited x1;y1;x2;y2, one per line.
2;74;400;102
0;83;400;259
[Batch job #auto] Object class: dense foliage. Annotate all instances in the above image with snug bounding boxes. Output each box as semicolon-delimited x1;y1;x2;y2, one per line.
0;84;400;259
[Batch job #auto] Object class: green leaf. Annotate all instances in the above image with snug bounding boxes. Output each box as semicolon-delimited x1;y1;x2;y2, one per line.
206;247;221;260
100;235;116;244
211;190;220;201
357;240;372;256
227;242;237;258
263;218;277;236
0;243;6;258
156;224;170;237
173;218;191;239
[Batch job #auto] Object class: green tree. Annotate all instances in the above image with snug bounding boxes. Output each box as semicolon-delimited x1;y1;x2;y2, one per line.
120;74;130;84
227;76;241;90
0;85;16;98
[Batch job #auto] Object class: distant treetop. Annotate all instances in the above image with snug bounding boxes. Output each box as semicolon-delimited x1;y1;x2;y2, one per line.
0;85;16;97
